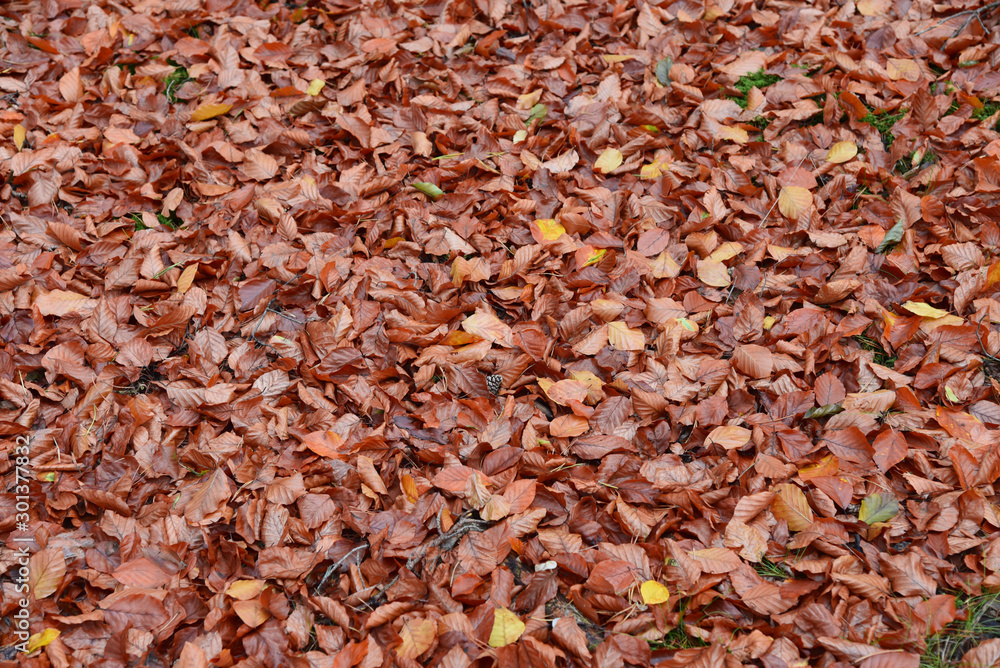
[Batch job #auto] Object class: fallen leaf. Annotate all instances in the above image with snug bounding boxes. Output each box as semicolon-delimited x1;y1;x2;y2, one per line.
640;580;670;605
398;618;436;659
826;141;858;163
190;102;232;121
778;186;812;220
594;148;623;174
489;608;526;647
772;484;814;531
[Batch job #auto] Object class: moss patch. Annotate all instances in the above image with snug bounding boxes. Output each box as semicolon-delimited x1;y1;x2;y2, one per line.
728;68;782;109
861;109;906;148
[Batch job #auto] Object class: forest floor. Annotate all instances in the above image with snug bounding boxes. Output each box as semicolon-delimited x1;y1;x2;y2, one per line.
4;0;1000;666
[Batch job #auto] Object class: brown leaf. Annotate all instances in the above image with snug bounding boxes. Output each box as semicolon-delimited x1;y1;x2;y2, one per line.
733;344;773;379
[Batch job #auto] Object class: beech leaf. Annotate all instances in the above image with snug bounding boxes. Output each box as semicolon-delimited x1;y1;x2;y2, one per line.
640;580;670;605
190;103;232;121
826;141;858;163
594;148;623;174
778;186;812;220
489;608;526;647
413;182;444;199
859;493;899;525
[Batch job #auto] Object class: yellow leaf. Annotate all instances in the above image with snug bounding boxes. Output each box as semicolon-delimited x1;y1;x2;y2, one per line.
763;315;775;330
608;321;645;351
489;607;526;647
580;247;606;267
532;218;566;242
602;54;636;63
708;242;743;262
799;455;839;481
778;186;812;220
718;126;749;144
697;259;731;287
569;370;604;395
594;147;623;174
902;301;949;319
177;263;198;295
945;386;959;403
26;628;59;653
190;103;233;122
227;580;266;600
826;141;858;164
307;79;326;96
14;124;26;150
640;580;670;605
513;129;527;143
517;89;542;110
641;159;667;179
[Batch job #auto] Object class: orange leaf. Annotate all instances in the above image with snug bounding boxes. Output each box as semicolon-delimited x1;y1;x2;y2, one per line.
232;599;271;628
399;618;437;659
772;484;814;531
190;103;233;122
401;474;419;503
549;415;589;437
301;430;344;457
29;549;66;599
462;310;512;344
531;218;567;243
778;186;812;220
34;290;97;317
227;580;266;600
688;547;741;573
176;264;198;295
705;425;752;450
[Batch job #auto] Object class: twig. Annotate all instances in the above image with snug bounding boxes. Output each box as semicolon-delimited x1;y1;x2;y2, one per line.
369;512;492;607
976;314;1000;362
315;544;367;594
915;1;1000;36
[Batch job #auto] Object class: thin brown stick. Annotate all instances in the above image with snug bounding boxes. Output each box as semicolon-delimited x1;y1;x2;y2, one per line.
915;1;1000;36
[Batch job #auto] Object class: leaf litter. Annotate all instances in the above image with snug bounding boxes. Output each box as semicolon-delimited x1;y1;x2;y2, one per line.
3;0;1000;666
